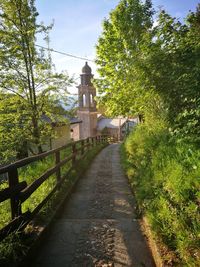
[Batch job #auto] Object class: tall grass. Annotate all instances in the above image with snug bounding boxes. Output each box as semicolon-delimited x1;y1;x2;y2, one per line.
122;123;200;266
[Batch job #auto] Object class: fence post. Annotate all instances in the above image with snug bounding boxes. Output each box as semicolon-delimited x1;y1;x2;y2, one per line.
81;139;84;155
95;136;98;146
90;137;92;148
72;142;76;165
87;137;90;151
55;150;61;184
8;167;21;219
92;137;94;147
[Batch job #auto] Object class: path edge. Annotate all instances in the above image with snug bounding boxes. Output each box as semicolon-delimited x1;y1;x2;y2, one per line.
119;143;164;267
141;216;164;267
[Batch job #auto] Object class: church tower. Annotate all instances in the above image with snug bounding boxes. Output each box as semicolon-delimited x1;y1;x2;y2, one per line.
77;62;97;139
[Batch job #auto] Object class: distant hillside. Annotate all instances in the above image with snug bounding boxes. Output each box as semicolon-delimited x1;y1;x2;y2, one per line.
60;95;78;111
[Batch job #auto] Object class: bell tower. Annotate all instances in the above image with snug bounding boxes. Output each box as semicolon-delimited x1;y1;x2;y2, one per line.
77;62;97;139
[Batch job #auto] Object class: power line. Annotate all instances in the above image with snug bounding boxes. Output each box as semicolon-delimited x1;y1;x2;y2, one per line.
35;44;95;62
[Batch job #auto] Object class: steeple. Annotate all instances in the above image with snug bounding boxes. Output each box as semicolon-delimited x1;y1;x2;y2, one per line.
82;61;91;74
78;62;96;111
80;61;93;86
77;62;97;139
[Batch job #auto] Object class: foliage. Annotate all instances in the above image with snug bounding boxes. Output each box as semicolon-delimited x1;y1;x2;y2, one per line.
0;231;29;266
95;0;155;117
0;0;73;163
142;7;200;143
95;1;200;143
122;124;200;266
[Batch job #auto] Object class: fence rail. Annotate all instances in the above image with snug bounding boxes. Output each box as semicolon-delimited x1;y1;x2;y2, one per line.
0;135;114;241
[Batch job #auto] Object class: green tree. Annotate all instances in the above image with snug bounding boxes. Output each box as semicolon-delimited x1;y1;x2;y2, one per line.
141;6;200;142
95;0;155;117
0;0;72;162
96;0;200;143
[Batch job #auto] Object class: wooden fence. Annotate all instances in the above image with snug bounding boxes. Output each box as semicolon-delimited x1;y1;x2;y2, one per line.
0;135;112;241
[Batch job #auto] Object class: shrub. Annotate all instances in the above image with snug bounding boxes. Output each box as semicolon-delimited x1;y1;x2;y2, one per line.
122;123;200;266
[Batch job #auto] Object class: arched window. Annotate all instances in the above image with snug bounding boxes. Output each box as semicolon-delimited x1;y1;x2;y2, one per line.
90;94;94;107
83;94;86;107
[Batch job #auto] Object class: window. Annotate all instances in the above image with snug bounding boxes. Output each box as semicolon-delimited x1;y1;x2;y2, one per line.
83;94;86;107
90;94;93;107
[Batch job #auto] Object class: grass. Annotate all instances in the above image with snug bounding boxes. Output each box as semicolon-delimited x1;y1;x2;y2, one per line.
0;146;71;229
0;142;107;266
0;199;11;230
121;123;200;267
0;230;31;266
0;140;94;229
19;154;56;214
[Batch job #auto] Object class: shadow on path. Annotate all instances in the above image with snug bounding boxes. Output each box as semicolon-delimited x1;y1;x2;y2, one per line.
30;144;155;267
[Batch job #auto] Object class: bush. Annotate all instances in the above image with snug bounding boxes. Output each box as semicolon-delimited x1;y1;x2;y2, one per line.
122;123;200;266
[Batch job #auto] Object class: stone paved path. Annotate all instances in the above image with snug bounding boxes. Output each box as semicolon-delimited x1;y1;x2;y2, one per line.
31;144;155;267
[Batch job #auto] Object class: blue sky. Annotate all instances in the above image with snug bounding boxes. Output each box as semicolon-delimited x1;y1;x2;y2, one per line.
35;0;199;92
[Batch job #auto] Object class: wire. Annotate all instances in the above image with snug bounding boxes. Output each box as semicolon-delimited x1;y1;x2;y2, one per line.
35;44;95;62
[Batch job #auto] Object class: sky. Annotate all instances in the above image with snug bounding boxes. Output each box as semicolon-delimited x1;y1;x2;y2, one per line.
35;0;199;93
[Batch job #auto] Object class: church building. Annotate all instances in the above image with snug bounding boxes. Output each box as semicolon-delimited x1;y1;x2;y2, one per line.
77;62;97;139
71;62;138;141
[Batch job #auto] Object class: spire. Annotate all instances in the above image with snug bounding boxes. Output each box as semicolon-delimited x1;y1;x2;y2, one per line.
82;61;92;74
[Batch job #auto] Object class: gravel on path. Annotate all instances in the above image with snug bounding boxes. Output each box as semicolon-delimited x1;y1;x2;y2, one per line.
31;144;155;267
